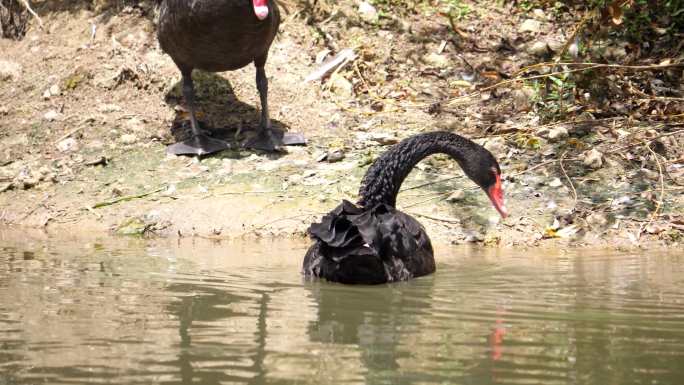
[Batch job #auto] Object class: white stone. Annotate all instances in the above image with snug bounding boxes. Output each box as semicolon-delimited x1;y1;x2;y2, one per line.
0;60;21;81
548;178;563;188
583;149;603;169
519;19;542;33
57;138;78;153
358;1;378;23
423;53;450;69
43;110;61;121
120;133;137;144
49;84;60;96
548;126;569;142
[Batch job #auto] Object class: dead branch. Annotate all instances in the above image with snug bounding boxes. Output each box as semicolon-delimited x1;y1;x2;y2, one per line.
559;151;577;210
19;0;43;30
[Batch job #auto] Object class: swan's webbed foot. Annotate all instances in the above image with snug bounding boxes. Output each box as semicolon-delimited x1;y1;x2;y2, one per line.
166;134;230;156
243;127;284;152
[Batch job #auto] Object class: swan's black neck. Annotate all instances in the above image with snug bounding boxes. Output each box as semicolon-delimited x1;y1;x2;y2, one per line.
357;131;484;208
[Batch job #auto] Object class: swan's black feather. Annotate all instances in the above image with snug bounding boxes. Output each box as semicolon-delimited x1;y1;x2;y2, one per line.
304;200;435;284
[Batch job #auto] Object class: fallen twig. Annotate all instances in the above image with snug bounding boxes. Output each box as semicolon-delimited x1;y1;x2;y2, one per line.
559;151;578;210
639;142;665;238
516;61;684;76
19;0;44;31
54;124;86;144
91;186;165;209
607;128;684;154
447;61;683;106
407;211;461;225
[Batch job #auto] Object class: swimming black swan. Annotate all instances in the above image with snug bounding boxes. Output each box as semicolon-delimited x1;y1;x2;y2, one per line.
303;131;508;284
158;0;304;155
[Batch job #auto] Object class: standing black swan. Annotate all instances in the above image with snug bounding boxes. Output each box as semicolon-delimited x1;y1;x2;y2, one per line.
158;0;304;155
303;131;508;284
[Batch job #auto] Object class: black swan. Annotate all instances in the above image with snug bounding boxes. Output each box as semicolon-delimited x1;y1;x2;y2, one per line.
303;131;508;284
158;0;304;155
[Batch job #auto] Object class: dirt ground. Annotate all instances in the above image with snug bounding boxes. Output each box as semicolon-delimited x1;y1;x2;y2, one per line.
1;0;682;248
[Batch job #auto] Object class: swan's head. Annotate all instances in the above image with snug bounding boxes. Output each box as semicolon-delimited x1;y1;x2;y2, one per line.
252;0;269;20
458;150;508;218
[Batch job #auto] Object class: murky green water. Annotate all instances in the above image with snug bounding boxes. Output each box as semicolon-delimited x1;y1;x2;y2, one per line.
1;232;684;385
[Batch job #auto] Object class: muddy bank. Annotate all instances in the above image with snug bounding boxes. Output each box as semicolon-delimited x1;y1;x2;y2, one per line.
1;1;682;249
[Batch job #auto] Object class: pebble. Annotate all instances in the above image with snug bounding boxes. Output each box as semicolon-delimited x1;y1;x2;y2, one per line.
0;60;21;81
583;149;603;169
483;137;507;157
527;41;550;57
586;212;608;228
423;53;450;69
120;134;137;145
44;110;61;121
369;132;399;145
330;74;353;97
519;19;542;33
57;138;78;152
446;190;465;203
358;1;379;23
512;89;532;111
548;178;563;188
548;126;569;142
49;84;60;96
327;150;345;163
532;8;546;19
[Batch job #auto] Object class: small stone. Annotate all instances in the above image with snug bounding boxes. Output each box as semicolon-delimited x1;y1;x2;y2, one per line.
116;217;148;236
583;149;603;169
49;84;60;96
98;104;123;113
519;19;542;33
369;132;399;145
42;89;52;99
465;232;484;243
0;60;21;81
483;137;507;158
548;126;569;142
586;212;608;228
446;190;465;203
512;89;532;111
527;41;550;57
120;133;137;144
358;1;378;23
532;8;546;19
57;138;78;153
44;110;61;121
423;53;450;69
329;74;353;97
326;150;345;163
548;178;563;187
0;106;8;115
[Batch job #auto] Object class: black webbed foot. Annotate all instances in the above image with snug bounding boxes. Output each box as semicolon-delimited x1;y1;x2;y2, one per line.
166;134;230;156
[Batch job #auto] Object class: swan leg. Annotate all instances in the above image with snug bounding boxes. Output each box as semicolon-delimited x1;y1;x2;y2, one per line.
167;69;230;156
243;64;306;151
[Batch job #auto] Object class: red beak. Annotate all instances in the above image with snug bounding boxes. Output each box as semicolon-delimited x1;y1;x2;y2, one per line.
252;0;269;20
487;174;508;218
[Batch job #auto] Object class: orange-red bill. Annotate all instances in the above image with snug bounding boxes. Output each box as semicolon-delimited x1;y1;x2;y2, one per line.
487;174;508;218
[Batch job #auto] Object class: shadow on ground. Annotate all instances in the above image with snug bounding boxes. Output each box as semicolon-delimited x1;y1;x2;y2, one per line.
163;71;290;154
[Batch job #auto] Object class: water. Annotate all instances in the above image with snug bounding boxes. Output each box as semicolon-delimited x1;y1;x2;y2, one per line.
1;231;684;385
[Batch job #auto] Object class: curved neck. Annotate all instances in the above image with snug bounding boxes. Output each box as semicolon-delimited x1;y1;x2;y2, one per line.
357;131;480;208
